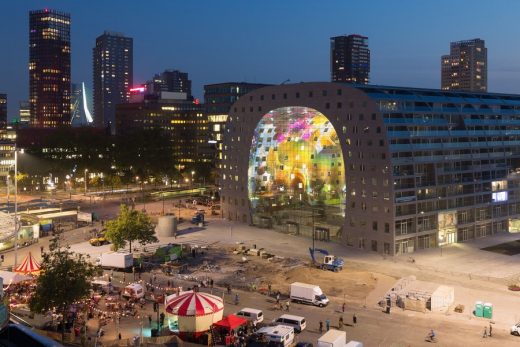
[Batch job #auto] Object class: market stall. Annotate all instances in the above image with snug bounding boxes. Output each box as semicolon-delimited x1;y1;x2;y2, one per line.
212;314;248;345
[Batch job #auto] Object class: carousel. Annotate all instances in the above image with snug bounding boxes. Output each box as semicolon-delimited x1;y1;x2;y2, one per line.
14;252;41;275
165;290;224;340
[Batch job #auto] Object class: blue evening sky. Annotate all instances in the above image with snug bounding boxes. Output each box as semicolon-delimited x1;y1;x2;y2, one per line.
0;0;519;118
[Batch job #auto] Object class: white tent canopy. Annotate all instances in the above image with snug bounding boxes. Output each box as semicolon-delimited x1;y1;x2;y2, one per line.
0;270;31;286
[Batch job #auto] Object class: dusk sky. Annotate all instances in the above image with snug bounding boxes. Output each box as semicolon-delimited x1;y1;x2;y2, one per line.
1;0;520;118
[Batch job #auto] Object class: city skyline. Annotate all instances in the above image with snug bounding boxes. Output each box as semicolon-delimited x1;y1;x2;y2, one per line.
1;1;520;118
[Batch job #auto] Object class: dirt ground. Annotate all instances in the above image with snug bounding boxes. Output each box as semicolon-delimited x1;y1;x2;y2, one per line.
189;244;382;304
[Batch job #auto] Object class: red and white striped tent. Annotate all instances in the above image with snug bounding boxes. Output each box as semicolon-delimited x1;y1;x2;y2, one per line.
14;252;40;275
165;291;224;336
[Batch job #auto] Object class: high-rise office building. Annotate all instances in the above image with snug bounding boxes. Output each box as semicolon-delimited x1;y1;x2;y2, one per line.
330;34;370;84
204;82;270;182
441;38;487;92
29;9;71;127
146;70;192;100
19;101;31;126
93;31;133;132
0;94;6;129
116;91;205;168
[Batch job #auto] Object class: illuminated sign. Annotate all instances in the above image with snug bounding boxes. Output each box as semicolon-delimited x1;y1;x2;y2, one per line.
130;86;146;93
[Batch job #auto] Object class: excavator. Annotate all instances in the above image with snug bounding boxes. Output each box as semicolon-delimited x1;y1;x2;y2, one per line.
309;247;344;272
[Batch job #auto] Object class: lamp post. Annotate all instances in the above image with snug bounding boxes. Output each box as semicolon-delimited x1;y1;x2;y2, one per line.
439;234;445;257
13;148;21;267
191;171;195;189
84;169;88;195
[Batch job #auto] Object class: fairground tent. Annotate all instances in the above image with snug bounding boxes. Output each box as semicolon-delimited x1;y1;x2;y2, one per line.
14;252;40;275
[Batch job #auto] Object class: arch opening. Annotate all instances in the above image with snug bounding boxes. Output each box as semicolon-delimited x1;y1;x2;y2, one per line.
248;106;346;237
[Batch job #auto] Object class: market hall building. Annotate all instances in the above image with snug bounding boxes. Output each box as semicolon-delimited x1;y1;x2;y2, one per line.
220;82;520;255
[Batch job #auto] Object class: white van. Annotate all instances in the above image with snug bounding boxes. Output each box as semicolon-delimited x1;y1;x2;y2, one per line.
236;307;264;324
91;280;113;294
122;283;144;299
273;314;306;333
257;325;295;347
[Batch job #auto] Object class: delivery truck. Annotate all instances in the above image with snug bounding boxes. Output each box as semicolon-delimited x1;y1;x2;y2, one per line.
97;252;133;270
290;282;329;307
318;329;346;347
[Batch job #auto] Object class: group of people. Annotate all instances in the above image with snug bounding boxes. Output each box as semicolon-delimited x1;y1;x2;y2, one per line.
318;313;357;333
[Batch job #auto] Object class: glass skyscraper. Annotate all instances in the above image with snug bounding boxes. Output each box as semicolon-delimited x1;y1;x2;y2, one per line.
93;31;133;133
29;9;71;127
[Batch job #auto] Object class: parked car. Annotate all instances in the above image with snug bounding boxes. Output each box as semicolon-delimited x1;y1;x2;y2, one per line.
89;236;109;246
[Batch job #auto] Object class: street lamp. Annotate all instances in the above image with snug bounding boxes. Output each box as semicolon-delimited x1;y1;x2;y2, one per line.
84;169;88;195
439;234;445;257
13;148;23;267
191;171;195;189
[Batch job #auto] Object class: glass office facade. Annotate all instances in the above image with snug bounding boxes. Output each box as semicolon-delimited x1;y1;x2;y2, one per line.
360;86;520;253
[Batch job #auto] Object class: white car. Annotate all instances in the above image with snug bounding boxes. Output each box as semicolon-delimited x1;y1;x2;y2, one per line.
511;322;520;336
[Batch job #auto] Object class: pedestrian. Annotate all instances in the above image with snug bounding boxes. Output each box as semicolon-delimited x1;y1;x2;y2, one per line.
227;284;231;294
338;316;344;329
40;245;44;254
326;319;330;331
276;292;280;304
285;300;290;311
489;324;493;337
483;326;488;338
234;293;239;305
192;249;196;258
148;315;152;327
118;332;121;340
353;313;357;324
268;283;272;297
319;321;323;333
342;302;345;313
167;280;171;288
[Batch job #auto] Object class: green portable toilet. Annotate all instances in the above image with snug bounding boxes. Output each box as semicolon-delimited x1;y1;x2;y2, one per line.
475;301;484;317
483;303;493;319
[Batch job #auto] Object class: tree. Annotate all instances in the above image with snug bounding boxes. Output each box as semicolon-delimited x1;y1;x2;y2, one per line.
29;236;98;342
105;204;158;252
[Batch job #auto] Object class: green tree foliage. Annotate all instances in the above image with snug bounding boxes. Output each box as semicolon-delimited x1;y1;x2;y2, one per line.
105;204;158;252
29;236;98;342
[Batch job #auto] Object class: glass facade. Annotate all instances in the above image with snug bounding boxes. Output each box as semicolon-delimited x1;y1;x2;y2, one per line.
359;85;520;253
248;107;345;236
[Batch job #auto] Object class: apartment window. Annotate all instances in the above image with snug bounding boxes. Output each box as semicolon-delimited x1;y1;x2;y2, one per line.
376;126;381;133
337;89;342;95
295;92;300;98
359;114;364;120
283;93;287;99
384;223;390;233
309;91;313;97
325;103;330;109
260;95;264;100
372;191;378;198
271;94;275;100
371;240;378;252
322;90;327;96
372;221;378;231
371;113;376;120
337;102;342;109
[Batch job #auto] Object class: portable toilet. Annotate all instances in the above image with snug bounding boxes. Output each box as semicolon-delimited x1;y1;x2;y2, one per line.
474;301;484;317
483;303;493;319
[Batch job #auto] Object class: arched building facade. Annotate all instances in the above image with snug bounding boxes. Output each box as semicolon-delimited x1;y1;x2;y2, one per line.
220;82;520;255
